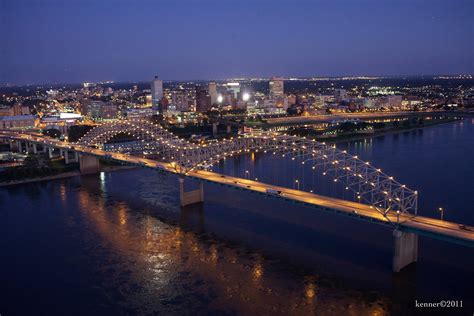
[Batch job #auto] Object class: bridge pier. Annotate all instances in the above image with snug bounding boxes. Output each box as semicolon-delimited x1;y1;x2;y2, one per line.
212;123;218;137
179;177;204;207
64;151;78;164
26;142;35;154
9;140;19;152
393;229;418;272
48;147;61;159
79;154;100;175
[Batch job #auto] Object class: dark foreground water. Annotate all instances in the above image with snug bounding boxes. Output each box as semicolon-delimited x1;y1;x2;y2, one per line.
1;120;473;315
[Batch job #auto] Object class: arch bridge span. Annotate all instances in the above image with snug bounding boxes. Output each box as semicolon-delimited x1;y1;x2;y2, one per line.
77;120;418;217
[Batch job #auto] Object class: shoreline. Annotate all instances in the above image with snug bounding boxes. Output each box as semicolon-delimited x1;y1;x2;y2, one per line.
314;119;460;144
0;165;136;187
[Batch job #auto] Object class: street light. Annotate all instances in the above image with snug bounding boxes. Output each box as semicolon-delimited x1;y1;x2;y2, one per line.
245;170;249;179
438;207;444;221
295;179;300;190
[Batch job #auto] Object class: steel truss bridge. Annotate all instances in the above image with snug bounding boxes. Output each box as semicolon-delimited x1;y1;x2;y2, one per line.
77;120;418;220
1;120;473;272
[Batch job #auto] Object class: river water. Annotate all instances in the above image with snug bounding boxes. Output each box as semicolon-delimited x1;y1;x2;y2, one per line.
1;120;473;315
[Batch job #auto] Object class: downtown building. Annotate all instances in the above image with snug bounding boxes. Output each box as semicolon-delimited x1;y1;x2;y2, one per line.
195;86;211;112
269;77;284;98
151;76;164;108
208;82;218;105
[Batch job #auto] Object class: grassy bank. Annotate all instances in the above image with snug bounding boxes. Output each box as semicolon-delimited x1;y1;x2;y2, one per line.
288;117;460;143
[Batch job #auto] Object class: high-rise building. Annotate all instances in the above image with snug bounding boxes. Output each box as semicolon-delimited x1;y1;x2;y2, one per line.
151;76;163;107
195;86;211;112
208;82;218;105
225;82;240;98
269;77;284;98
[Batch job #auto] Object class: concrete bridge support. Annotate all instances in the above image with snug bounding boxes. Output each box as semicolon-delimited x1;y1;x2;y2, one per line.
27;142;35;154
212;123;218;137
48;147;61;159
35;144;46;154
179;177;204;207
79;154;100;175
393;229;418;272
9;140;19;152
64;151;78;164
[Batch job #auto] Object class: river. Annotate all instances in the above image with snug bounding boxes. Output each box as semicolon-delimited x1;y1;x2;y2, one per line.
1;119;473;315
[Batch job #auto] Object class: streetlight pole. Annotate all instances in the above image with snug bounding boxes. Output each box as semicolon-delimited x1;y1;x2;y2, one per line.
295;179;299;190
245;170;249;179
438;207;444;221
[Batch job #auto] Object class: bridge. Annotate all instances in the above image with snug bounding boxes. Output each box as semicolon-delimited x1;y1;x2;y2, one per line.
1;120;473;272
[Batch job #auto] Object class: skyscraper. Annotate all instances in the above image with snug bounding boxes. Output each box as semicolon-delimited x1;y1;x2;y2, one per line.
208;82;218;105
269;77;284;98
151;76;163;107
195;86;211;112
226;82;240;99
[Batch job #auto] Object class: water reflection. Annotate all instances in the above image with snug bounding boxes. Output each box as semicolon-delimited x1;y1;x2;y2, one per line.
69;176;391;315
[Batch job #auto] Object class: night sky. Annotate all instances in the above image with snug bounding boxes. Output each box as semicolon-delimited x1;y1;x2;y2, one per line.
1;0;473;85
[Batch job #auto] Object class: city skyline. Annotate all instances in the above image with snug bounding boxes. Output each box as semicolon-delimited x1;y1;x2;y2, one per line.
2;0;473;85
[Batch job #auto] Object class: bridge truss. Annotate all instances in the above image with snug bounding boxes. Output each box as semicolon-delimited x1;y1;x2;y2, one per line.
77;120;418;217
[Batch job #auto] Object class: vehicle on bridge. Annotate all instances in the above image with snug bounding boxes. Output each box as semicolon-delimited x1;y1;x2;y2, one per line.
266;188;282;195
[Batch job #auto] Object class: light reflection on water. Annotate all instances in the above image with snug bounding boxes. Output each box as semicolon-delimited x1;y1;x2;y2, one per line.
1;173;391;315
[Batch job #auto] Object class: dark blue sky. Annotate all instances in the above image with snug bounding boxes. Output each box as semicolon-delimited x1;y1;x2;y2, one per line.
1;0;473;85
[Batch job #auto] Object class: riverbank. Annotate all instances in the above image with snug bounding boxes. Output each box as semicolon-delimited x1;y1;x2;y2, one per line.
0;165;136;187
262;110;473;127
311;118;460;143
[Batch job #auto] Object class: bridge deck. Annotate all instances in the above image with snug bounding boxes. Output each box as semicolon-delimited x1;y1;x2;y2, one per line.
2;131;473;246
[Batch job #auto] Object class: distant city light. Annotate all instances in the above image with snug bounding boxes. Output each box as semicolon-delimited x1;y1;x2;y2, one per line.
242;92;250;101
217;95;224;103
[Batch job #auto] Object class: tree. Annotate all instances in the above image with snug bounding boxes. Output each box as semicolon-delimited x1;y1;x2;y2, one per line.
23;156;40;169
68;125;94;143
43;128;61;138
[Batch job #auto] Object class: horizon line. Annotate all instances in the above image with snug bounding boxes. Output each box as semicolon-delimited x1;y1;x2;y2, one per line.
1;73;473;88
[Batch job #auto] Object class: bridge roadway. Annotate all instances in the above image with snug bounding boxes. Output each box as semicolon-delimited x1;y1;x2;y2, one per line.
1;131;473;247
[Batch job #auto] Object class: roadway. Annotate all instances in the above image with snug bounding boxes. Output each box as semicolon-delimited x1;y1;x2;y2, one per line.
1;130;473;246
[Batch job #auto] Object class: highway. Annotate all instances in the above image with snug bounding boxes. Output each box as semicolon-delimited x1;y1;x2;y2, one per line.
1;130;473;247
